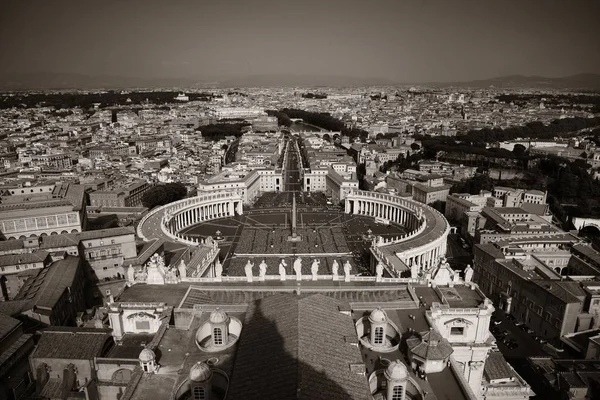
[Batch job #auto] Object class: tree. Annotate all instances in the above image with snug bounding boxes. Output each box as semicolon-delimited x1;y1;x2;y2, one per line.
410;143;421;151
513;144;527;157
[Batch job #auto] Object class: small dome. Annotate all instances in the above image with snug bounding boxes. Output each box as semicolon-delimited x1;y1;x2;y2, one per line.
138;348;155;363
189;362;212;382
385;360;408;381
209;308;229;324
369;308;387;323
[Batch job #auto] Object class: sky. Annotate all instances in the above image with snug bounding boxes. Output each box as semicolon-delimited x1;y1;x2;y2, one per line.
1;0;599;83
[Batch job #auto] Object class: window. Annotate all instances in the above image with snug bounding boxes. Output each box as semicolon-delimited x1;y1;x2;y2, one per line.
213;327;223;345
111;239;115;244
374;327;384;345
88;243;92;248
392;385;403;400
451;327;464;335
192;386;206;400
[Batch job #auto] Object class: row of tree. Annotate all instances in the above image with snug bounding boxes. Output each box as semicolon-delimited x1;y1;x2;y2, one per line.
301;93;327;99
458;116;600;144
266;110;292;127
197;123;250;140
141;182;188;209
450;154;600;222
0;91;219;110
279;108;370;140
497;94;600;113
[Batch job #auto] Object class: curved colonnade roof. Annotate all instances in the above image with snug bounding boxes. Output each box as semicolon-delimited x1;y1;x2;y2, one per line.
138;192;450;271
346;191;449;252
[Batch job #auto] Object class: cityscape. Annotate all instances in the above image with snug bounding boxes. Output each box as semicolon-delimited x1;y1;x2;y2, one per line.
1;1;600;400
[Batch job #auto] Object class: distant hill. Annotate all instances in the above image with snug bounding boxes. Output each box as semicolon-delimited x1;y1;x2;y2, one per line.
427;73;600;89
1;72;599;91
217;74;397;88
0;72;217;91
0;72;396;90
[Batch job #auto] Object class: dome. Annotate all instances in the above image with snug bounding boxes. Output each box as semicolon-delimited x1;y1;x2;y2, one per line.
209;308;229;324
189;362;212;382
385;360;408;381
369;308;387;323
138;348;155;363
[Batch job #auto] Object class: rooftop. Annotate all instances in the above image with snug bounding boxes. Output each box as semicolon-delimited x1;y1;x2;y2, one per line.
0;251;49;267
227;294;371;400
0;313;21;342
32;327;112;360
14;256;81;308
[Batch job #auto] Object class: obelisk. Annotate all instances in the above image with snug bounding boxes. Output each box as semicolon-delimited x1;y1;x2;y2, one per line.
292;194;297;237
288;193;301;242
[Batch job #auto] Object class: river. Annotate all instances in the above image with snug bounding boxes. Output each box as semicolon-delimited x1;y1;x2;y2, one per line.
289;121;324;132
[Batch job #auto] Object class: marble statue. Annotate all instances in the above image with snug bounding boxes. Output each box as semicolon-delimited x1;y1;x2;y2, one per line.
278;259;287;281
214;259;223;280
293;257;303;281
178;260;187;279
378;236;385;245
464;264;474;283
375;262;384;281
311;259;320;281
331;259;339;280
244;260;254;282
259;259;268;281
344;260;352;282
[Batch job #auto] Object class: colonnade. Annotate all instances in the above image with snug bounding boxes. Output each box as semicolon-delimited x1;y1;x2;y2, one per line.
345;190;450;276
167;200;242;234
348;199;421;231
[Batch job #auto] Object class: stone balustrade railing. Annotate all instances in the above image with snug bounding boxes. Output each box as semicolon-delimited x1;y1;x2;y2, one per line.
181;274;425;284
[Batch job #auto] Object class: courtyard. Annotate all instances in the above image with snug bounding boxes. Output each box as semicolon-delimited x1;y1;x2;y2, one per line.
182;207;408;276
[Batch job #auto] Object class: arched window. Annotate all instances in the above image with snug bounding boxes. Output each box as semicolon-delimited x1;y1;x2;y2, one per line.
374;327;384;345
213;328;223;345
392;385;403;400
193;386;206;400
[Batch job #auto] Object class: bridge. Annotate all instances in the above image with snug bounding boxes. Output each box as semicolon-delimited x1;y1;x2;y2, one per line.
572;217;600;231
291;130;341;139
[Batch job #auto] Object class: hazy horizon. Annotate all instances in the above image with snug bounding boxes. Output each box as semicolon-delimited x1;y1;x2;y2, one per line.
1;0;599;84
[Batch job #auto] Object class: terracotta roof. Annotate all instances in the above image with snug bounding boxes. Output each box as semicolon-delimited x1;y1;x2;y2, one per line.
32;328;112;360
0;251;49;267
77;226;135;241
228;293;370;400
484;352;517;382
14;256;80;308
407;329;453;361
